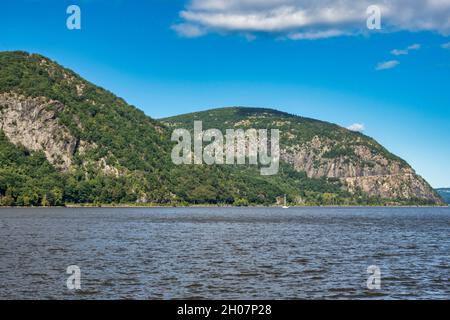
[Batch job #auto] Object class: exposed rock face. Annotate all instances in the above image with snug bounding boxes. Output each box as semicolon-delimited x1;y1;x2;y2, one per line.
281;135;440;202
0;80;442;205
163;106;443;204
0;92;123;177
344;174;441;202
0;92;77;170
282;138;403;178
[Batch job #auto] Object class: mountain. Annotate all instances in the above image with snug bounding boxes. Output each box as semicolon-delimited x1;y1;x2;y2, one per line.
162;108;442;205
0;51;444;206
436;188;450;204
0;51;174;205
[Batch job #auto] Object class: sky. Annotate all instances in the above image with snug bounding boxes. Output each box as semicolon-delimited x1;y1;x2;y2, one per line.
0;0;449;187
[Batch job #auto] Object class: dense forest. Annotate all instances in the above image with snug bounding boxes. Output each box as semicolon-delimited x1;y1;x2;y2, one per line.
0;51;443;207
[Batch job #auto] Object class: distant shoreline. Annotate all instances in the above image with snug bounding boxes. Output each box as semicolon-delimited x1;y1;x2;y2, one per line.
1;204;448;209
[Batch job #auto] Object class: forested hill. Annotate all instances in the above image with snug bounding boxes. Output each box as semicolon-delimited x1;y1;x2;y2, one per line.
436;189;450;204
162;107;442;205
0;51;444;206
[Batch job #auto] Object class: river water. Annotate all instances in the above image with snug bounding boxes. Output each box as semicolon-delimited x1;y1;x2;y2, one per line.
0;207;449;299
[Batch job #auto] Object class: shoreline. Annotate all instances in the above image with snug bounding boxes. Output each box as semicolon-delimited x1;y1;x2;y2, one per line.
1;204;448;209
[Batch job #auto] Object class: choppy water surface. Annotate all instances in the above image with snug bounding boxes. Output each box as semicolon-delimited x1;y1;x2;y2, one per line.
0;207;449;299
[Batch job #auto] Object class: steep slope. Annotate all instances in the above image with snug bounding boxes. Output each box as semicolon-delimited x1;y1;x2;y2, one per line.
162;107;443;204
0;130;65;206
0;51;170;171
0;51;174;204
0;51;443;206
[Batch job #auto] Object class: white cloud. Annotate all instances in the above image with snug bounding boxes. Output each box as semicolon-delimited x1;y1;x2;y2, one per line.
173;0;450;39
171;23;206;38
391;43;421;55
376;60;400;70
442;41;450;49
347;123;365;132
287;29;348;40
407;44;421;50
391;49;408;56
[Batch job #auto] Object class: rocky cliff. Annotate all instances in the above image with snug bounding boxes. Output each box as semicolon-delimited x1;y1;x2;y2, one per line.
0;92;77;170
0;51;444;206
280;136;440;202
163;107;443;204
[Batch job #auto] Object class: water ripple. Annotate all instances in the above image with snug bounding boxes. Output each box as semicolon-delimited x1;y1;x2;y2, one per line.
0;207;449;299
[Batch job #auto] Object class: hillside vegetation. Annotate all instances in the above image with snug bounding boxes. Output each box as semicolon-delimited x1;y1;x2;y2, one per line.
0;51;443;206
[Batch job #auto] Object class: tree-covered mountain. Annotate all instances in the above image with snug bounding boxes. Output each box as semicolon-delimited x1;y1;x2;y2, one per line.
0;51;444;206
162;108;442;205
0;51;175;205
436;188;450;204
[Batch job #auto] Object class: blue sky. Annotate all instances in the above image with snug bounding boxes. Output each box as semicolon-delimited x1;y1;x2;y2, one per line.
0;0;449;187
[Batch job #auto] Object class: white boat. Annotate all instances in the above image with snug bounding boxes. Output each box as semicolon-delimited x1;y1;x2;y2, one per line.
282;194;289;209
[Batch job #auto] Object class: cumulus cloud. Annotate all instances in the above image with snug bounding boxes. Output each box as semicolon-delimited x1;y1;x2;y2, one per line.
391;43;421;55
347;123;365;132
173;0;450;39
376;60;400;70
